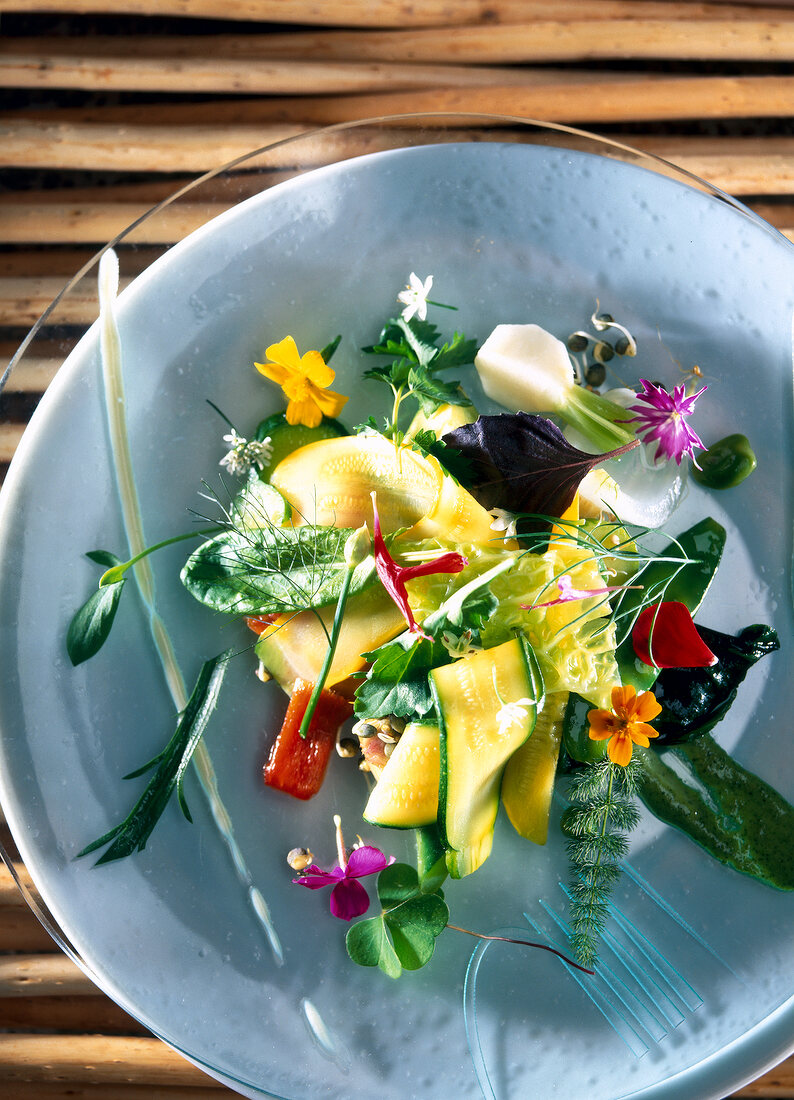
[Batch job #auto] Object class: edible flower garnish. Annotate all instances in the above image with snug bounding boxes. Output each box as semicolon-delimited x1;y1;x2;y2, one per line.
397;272;434;322
292;815;394;921
371;492;467;639
489;507;518;541
219;430;272;477
255;335;348;429
496;698;536;737
632;601;718;669
523;573;639;610
588;685;661;766
626;378;707;466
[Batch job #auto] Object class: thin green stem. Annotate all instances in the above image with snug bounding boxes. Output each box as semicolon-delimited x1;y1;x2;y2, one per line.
99;527;221;586
298;564;355;738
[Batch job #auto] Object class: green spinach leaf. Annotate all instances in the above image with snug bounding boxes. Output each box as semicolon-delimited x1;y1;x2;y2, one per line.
180;524;376;616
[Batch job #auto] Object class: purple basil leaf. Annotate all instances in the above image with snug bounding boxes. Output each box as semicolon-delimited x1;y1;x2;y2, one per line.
443;413;637;529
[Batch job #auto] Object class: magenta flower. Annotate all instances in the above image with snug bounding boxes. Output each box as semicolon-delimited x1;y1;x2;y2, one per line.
293;844;394;921
626;379;707;465
371;492;467;640
523;573;638;610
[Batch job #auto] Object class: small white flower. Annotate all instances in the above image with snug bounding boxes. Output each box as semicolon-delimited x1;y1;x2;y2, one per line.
397;272;433;322
219;432;273;477
441;628;479;659
489;507;518;541
495;698;534;737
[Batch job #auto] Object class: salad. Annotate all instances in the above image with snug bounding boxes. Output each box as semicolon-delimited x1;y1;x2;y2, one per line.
68;265;792;978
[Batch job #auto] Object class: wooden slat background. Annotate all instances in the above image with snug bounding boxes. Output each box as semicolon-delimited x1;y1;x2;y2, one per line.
1;3;793;1096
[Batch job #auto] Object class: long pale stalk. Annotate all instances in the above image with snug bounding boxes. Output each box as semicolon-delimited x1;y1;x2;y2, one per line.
97;249;283;964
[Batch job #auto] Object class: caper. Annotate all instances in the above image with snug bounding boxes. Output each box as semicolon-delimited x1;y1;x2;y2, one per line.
287;847;314;871
585;362;606;387
336;736;360;758
692;433;757;490
593;340;614;364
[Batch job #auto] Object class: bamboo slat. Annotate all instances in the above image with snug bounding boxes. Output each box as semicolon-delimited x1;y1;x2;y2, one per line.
5;121;794;186
0;274;130;327
0;955;93;997
0;424;26;464
0;994;147;1034
0;55;580;95
0;863;37;905
3;1085;227;1099
186;76;794;127
0;1034;221;1085
4;18;794;70
0;911;60;952
3;0;789;27
244;17;794;62
0;202;231;245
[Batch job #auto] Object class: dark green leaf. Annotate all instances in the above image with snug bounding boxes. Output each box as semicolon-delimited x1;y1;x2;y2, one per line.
180;524;375;616
85;549;123;568
346;863;449;976
377;861;421;908
432;331;478;372
319;334;342;364
346;914;402;979
407;364;470;415
77;650;232;864
354;636;449;720
66;579;126;666
653;623;779;743
407;431;474;487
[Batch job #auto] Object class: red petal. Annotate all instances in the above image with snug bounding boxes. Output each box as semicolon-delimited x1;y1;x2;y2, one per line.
371;493;465;638
632;602;718;669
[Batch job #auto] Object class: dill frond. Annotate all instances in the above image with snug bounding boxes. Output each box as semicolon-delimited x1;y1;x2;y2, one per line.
563;757;642;967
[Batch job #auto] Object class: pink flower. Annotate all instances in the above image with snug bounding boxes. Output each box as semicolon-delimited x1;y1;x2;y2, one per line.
522;573;634;610
626;379;707;465
632;601;718;669
293;845;394;921
371;492;467;640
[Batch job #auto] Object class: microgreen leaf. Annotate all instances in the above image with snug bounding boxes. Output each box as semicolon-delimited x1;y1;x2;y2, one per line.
77;649;232;864
67;551;127;666
406;430;473;485
407;364;472;414
85;549;123;568
362;314;476;427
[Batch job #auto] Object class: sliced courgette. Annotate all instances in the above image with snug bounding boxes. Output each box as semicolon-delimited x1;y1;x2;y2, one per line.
363;722;440;828
231;479;291;530
501;690;567;845
254;411;348;480
431;637;542;878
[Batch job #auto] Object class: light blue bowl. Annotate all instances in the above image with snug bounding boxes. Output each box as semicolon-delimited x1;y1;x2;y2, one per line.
0;125;792;1099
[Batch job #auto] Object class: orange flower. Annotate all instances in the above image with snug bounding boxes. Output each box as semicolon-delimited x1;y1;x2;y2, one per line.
587;685;661;767
255;335;348;429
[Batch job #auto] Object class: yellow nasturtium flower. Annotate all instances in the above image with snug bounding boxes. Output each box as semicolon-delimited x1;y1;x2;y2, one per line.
255;335;348;429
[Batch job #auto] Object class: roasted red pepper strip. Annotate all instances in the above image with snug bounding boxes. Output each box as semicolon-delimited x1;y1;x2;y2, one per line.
245;614;280;636
263;678;353;800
